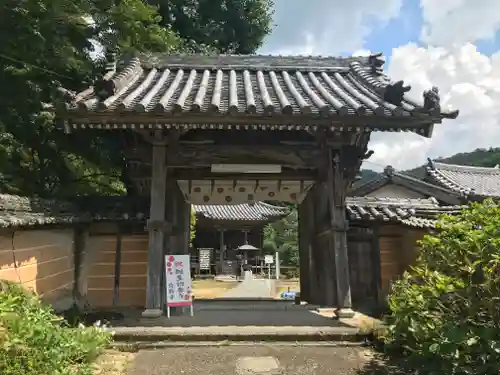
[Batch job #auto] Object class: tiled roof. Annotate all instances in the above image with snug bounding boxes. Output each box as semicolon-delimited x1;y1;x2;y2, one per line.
349;165;463;205
193;202;290;221
426;160;500;198
0;194;88;228
346;197;462;228
61;54;458;135
71;196;289;223
0;194;460;230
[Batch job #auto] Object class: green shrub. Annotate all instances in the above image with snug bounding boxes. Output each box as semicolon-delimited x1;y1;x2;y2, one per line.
383;199;500;375
0;280;111;375
283;268;299;279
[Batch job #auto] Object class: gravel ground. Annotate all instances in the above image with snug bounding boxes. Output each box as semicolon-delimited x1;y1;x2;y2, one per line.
124;345;385;375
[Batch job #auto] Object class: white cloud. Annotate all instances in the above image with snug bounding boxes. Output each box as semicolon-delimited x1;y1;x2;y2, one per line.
366;43;500;171
352;49;372;57
259;0;403;55
420;0;500;45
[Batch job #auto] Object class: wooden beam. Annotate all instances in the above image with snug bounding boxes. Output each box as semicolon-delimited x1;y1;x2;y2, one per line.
170;168;317;181
64;111;437;129
165;144;322;168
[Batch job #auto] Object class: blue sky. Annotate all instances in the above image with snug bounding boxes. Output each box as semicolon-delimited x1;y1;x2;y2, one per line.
257;0;500;171
364;0;422;62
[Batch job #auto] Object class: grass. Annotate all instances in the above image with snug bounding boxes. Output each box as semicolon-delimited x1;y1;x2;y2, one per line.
275;278;300;298
192;279;239;299
92;350;137;375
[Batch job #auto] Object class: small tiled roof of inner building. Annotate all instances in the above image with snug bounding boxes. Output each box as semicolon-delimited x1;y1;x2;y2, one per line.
346;197;463;228
193;202;290;221
426;159;500;198
58;53;459;136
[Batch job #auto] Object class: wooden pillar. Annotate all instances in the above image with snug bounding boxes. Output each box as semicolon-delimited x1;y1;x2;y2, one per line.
219;229;225;274
311;183;328;306
298;193;311;303
169;181;191;315
142;133;168;319
319;180;336;307
371;226;383;309
306;187;320;305
327;148;354;318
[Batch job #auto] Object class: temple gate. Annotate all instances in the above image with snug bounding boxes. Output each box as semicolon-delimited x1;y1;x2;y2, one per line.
56;53;458;318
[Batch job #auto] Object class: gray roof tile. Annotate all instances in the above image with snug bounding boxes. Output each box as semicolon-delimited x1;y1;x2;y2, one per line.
346;197;462;228
193;202;290;221
63;54;458;134
0;194;461;230
426;160;500;198
0;194;87;228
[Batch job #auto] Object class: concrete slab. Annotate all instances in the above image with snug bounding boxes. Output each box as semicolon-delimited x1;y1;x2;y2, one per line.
222;279;275;298
236;356;280;374
123;345;376;375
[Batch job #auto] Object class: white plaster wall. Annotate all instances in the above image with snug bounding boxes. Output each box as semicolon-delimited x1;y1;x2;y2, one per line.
365;184;426;199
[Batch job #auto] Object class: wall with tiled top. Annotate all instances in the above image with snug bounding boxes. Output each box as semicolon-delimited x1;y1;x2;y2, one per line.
0;229;75;311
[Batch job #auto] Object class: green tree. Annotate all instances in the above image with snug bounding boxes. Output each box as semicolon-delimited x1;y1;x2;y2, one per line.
0;0;274;198
263;206;298;267
190;206;197;247
384;199;500;375
147;0;274;53
0;0;194;198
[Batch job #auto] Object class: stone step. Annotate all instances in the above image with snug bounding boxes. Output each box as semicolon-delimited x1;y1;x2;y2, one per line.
108;325;365;343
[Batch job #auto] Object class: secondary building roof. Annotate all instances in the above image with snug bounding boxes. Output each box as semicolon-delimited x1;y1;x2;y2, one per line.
57;53;458;136
426;160;500;199
346;197;462;228
349;165;463;205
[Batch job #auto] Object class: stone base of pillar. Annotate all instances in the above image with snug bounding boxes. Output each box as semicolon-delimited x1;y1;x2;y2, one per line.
335;307;355;319
141;308;163;319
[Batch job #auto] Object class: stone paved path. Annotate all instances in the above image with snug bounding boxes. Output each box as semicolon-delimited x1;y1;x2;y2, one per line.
221;279;275;298
112;301;347;328
124;345;377;375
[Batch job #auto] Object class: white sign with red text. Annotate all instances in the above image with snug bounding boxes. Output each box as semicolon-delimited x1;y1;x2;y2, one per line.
165;255;193;317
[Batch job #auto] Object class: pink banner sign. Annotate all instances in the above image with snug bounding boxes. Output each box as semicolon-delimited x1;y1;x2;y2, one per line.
165;254;193;307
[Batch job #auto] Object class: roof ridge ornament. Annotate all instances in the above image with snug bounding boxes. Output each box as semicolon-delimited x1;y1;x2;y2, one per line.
368;52;385;75
383;80;411;106
383;165;395;177
423;86;440;113
93;52;143;102
426;157;435;169
93;51;118;100
51;85;77;110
